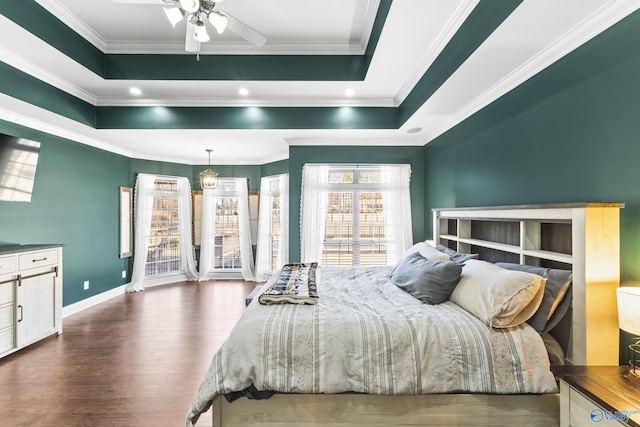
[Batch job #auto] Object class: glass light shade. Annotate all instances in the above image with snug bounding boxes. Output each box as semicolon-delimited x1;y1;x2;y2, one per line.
200;168;219;189
617;287;640;335
164;7;185;27
208;11;227;34
179;0;200;13
194;20;210;43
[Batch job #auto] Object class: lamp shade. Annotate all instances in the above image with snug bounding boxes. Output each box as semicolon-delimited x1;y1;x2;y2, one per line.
208;11;228;34
194;20;210;43
164;7;185;27
617;287;640;336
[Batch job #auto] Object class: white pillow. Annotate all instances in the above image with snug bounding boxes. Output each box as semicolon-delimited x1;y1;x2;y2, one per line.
449;259;546;328
400;241;451;262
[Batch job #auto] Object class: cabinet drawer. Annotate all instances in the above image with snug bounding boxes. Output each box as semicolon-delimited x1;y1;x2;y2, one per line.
18;249;58;271
0;255;16;275
0;305;13;329
569;388;625;427
0;281;14;306
0;326;13;354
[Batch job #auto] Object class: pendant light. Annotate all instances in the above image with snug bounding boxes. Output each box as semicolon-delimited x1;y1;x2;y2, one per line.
200;149;219;189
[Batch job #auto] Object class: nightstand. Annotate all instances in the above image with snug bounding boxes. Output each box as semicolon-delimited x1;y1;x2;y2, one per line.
552;366;640;427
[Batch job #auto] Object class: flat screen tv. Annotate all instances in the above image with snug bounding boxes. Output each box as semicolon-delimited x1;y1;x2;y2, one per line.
0;134;41;202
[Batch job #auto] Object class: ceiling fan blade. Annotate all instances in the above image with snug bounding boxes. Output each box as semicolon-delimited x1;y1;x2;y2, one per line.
185;22;201;53
223;12;267;47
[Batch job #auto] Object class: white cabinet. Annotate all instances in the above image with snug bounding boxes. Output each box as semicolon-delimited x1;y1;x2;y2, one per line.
0;245;62;358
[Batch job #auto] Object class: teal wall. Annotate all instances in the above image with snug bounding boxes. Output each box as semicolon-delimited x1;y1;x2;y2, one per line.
288;145;425;263
0;120;131;306
422;9;640;365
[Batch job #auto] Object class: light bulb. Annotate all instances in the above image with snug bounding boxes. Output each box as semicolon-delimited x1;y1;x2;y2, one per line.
179;0;200;13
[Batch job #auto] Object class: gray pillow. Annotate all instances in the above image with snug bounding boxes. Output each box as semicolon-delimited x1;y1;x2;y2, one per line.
495;262;572;334
390;252;463;304
436;245;480;263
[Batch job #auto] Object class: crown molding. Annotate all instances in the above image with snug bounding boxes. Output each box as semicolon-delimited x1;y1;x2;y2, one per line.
95;96;395;107
36;0;377;56
394;0;479;105
0;93;133;157
421;0;640;145
285;137;424;147
104;40;367;55
350;0;380;51
0;45;97;105
35;0;108;51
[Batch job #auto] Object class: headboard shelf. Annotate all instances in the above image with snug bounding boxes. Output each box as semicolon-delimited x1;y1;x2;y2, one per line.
433;203;623;366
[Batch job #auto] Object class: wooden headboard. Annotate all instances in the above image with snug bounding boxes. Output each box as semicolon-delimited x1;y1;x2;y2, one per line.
432;203;623;366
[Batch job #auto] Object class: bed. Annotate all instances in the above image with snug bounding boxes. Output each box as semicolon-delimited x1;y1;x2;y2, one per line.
186;203;622;427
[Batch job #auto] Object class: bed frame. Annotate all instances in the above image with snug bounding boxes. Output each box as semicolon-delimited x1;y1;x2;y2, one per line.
205;203;622;427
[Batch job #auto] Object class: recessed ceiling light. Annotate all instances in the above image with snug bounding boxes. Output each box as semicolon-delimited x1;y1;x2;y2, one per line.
407;127;422;134
239;87;249;96
345;88;355;97
129;87;142;96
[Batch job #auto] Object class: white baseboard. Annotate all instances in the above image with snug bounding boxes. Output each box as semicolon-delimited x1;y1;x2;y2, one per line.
62;284;128;318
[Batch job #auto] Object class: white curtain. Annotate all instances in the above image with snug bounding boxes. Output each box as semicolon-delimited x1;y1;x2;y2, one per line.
380;165;413;263
255;174;289;282
300;164;329;263
127;174;198;292
199;178;255;281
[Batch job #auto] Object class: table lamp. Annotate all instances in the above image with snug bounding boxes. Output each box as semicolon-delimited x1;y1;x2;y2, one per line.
617;287;640;378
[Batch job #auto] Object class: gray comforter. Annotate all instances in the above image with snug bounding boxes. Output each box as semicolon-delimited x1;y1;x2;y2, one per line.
186;266;558;426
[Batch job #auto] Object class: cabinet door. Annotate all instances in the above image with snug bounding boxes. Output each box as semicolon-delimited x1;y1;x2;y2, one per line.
17;272;56;347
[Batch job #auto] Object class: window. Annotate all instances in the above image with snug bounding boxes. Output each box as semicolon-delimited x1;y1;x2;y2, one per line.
255;174;289;281
199;178;255;280
213;193;241;270
301;165;412;267
146;179;182;275
323;169;387;266
128;174;198;292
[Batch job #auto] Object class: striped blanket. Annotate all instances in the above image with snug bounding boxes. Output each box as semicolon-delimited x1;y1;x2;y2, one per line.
258;263;318;305
186;266;557;427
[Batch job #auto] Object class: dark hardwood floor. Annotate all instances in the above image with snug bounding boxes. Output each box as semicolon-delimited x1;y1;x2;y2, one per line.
0;280;255;427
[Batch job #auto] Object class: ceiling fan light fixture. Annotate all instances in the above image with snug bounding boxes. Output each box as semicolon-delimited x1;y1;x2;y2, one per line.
163;7;185;27
194;19;210;42
208;11;228;34
179;0;200;13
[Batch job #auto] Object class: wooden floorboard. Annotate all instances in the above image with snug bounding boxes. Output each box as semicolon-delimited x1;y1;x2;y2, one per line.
0;280;255;427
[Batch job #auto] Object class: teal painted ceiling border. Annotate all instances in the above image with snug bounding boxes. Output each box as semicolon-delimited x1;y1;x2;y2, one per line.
398;0;524;126
0;62;95;126
0;1;524;131
0;0;392;81
0;1;104;76
104;55;367;81
97;106;398;129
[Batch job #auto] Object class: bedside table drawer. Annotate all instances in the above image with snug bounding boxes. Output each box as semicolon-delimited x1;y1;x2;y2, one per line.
570;388;625;427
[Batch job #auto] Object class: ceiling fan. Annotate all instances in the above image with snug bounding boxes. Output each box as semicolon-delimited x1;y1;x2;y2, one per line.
111;0;267;55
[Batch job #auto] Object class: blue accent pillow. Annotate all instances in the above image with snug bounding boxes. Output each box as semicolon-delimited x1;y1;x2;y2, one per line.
495;262;572;334
390;252;463;304
436;245;480;263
